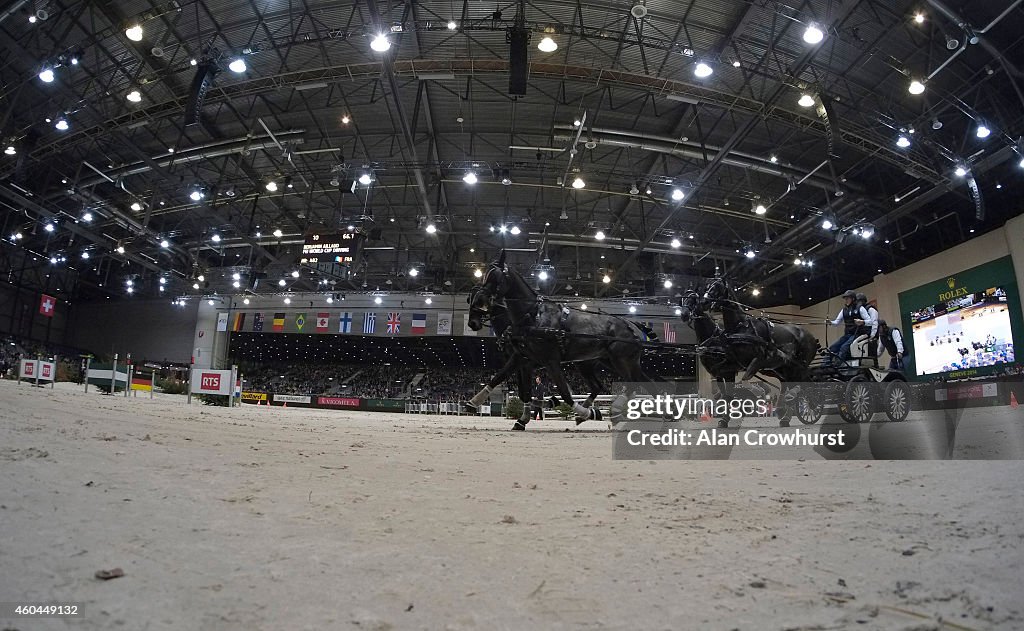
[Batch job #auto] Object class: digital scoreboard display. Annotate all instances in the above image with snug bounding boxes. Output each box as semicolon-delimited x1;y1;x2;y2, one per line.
300;232;363;265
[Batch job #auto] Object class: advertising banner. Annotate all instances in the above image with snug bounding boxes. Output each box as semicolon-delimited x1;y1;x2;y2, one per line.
241;391;268;403
190;369;233;395
317;396;361;408
273;394;312;404
20;360;56;381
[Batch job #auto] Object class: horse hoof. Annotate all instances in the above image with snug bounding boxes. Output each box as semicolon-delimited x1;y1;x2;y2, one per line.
779;419;791;428
512;422;527;431
592;408;602;421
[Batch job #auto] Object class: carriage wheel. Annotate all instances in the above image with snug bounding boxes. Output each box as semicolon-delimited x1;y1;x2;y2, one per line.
883;379;911;422
796;393;824;425
840;376;875;424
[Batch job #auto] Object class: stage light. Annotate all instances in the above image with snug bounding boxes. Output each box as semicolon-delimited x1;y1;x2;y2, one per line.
371;34;391;52
732;60;741;68
197;275;205;282
474;269;483;278
509;225;521;235
1019;157;1024;169
821;219;833;230
602;274;611;284
243;298;250;305
769;154;778;163
273;228;283;237
265;180;278;191
4;145;14;155
803;23;824;44
291;270;300;278
284;297;291;304
537;37;557;52
932;118;942;130
228;58;247;73
595;230;605;240
29;14;36;23
374;296;382;304
278;279;286;286
409;268;419;277
463;171;478;185
232;281;240;288
752;288;761;296
189;190;203;201
50;256;57;264
798;93;815;107
976;124;991;138
159;277;167;284
54;118;69;131
44;223;55;233
130;202;142;211
192;282;200;289
572;176;586;189
447;20;457;30
861;225;874;238
81;251;89;259
190;58;197;66
127;287;134;294
498;225;507;234
126;90;142;102
754;204;767;215
125;24;144;41
794;257;803;266
670;238;681;248
341;114;351;124
211;234;221;243
663;279;673;289
694;62;713;78
39;68;54;83
954;165;967;177
358;173;373;186
629;305;637;313
913;12;925;23
671;189;685;201
896;135;911;148
425;224;437;234
425;297;433;305
908;79;925;94
745;249;756;259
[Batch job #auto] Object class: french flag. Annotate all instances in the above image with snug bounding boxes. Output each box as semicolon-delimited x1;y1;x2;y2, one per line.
411;313;427;334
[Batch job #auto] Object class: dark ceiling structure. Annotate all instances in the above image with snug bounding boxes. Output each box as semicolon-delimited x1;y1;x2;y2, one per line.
2;0;1023;307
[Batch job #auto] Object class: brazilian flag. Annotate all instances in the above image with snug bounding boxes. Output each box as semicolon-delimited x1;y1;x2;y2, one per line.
296;313;306;332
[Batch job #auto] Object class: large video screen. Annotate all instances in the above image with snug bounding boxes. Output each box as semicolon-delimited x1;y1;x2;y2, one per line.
300;232;363;265
910;286;1016;375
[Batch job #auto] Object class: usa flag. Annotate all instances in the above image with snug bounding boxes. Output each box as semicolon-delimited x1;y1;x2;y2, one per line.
663;321;676;343
386;312;401;334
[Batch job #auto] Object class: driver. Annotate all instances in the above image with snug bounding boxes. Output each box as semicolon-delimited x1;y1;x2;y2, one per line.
877;320;907;370
826;290;873;367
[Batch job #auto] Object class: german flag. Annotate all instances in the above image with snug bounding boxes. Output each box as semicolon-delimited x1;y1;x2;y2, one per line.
272;312;286;332
232;312;246;332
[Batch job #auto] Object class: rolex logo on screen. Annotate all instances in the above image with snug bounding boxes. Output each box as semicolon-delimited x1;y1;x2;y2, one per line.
947;277;956;289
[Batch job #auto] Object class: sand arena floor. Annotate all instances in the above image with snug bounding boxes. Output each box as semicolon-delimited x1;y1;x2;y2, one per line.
1;379;1022;630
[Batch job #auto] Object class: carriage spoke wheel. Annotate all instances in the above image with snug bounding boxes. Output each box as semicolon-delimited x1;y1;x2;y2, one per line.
841;377;874;424
884;380;911;422
796;394;824;425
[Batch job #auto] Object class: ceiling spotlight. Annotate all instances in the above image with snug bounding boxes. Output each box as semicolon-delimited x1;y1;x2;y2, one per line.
572;176;586;189
243;298;250;305
861;225;874;239
358;173;372;185
125;24;144;41
326;296;334;304
265;180;278;192
821;219;833;230
371;34;391;52
81;251;89;259
197;275;205;282
130;202;142;211
913;12;925;23
39;68;55;83
794;257;803;266
4;145;15;155
232;281;240;288
628;305;637;313
291;270;300;278
954;165;967;177
211;233;221;243
595;230;606;240
447;20;457;30
190;58;197;66
602;274;611;284
228;58;247;73
509;225;521;235
798;93;815;107
424;223;437;235
116;245;125;254
932;118;943;130
976;124;991;139
946;35;959;50
273;228;283;238
50;256;57;264
82;211;93;222
670;238;681;248
752;288;761;296
126;90;142;103
278;279;286;286
769;154;778;163
732;60;741;68
44;223;55;233
538;270;548;280
54;118;69;131
463;171;478;185
341;114;351;124
908;79;925;95
671;188;684;201
501;175;512;186
694;62;713;78
744;248;756;259
1018;157;1024;169
474;269;483;278
663;279;673;289
537;36;558;52
29;14;36;23
158;239;170;250
284;297;291;304
374;296;383;304
896;135;911;148
409;268;419;277
189;190;203;201
803;23;824;44
580;303;588;310
159;277;167;284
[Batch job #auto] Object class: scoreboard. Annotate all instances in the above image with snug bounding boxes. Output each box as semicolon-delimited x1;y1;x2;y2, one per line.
300;232;363;265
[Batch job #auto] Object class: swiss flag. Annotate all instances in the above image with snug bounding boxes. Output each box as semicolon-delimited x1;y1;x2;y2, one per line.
39;294;56;317
316;313;329;332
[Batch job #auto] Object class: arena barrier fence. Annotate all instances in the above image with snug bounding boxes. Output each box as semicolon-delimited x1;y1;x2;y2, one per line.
18;358;57;387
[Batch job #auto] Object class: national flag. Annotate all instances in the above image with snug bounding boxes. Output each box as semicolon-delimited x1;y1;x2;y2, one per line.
232;312;246;332
316;313;329;332
39;294;56;318
253;313;265;332
296;313;307;332
387;312;401;334
463;313;477;336
272;313;286;332
363;312;376;334
663;321;676;343
437;313;452;335
339;312;352;333
411;313;427;334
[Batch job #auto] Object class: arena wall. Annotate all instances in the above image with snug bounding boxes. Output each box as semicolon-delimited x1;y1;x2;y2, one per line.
67;297;199;363
0;282;69;345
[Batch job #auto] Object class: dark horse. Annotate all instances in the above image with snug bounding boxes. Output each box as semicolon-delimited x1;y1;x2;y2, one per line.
702;278;818;423
467;290;607;430
469;251;651;426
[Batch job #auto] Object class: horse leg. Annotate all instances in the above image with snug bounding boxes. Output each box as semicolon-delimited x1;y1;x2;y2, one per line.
546;362;598;425
470;352;519;408
577;360;604;408
717;374;734;429
777;381;792;427
512;365;534;431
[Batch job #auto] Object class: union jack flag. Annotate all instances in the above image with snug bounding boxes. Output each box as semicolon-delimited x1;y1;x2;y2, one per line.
386;312;401;334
